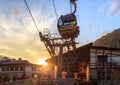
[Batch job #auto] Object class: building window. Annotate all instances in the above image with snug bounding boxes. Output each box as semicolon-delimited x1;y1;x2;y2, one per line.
20;67;24;71
11;67;14;71
32;67;34;71
2;67;5;71
15;67;18;71
6;67;9;71
34;68;36;71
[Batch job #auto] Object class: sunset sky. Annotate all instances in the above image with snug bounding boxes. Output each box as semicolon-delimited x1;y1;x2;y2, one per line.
0;0;120;64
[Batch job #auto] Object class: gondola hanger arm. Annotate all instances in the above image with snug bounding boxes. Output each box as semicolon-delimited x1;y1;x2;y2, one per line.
70;0;77;14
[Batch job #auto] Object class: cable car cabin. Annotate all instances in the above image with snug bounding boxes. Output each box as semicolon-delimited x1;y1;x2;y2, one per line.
57;14;79;39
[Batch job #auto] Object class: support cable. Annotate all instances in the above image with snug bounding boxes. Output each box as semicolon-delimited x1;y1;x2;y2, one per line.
24;0;40;32
52;0;58;20
70;3;72;13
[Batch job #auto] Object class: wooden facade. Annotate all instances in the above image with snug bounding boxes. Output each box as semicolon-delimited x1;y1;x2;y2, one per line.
90;45;120;84
46;43;120;84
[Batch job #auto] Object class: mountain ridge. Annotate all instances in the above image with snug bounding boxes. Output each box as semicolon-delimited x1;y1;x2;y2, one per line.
93;28;120;48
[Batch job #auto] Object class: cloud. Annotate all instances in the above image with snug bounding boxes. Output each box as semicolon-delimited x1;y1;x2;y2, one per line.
0;4;56;64
109;0;120;16
98;2;110;14
99;0;120;17
85;24;93;29
12;6;21;18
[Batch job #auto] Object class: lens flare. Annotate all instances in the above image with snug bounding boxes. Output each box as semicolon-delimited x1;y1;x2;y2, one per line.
37;58;48;66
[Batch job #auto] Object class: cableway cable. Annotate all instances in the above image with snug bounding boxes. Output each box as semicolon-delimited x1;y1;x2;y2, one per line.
24;0;40;32
52;0;58;20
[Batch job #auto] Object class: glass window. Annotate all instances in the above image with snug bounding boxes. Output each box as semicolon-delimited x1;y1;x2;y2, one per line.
2;68;5;71
11;67;14;71
58;18;63;26
20;67;24;71
15;67;18;71
6;67;9;71
63;21;76;25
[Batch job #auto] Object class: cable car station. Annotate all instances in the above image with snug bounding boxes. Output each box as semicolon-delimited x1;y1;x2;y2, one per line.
23;0;120;85
45;43;120;85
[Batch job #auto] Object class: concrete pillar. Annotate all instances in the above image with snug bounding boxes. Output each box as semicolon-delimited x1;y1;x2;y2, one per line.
57;45;63;79
67;62;70;78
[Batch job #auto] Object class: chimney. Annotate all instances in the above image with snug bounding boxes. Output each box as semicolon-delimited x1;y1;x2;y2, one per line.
18;58;22;61
12;58;16;61
3;57;8;60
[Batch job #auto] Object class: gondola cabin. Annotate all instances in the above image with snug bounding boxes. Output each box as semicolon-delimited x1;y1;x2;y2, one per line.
57;14;79;39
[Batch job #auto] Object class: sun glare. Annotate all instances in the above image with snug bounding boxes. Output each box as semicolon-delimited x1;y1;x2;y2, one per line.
37;58;48;66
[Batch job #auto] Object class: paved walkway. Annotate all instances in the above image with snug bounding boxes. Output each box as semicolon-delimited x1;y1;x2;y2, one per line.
0;78;38;85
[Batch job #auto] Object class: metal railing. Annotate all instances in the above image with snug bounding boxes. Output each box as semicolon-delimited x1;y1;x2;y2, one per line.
38;78;74;85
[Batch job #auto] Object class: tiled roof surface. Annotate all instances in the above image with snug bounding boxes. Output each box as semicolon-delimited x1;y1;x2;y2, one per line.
2;60;30;64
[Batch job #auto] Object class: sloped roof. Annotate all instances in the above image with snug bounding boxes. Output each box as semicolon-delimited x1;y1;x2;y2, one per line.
93;28;120;48
0;59;41;67
0;59;11;64
2;60;30;65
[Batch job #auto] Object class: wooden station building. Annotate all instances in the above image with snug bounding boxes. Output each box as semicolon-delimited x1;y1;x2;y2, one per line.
46;43;120;84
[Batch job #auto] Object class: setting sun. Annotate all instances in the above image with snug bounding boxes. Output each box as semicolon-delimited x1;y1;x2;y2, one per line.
37;58;48;66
